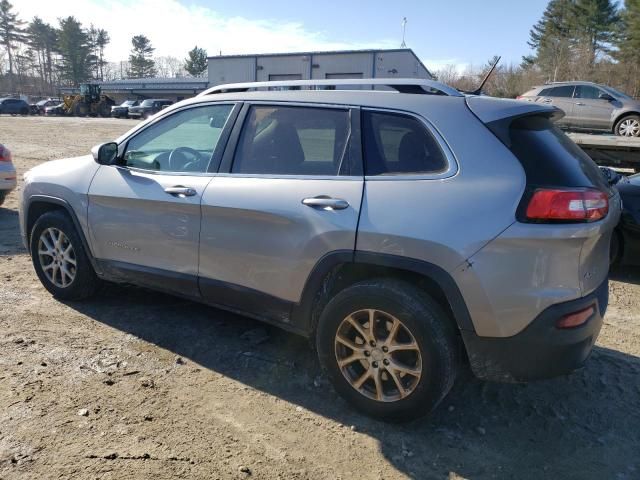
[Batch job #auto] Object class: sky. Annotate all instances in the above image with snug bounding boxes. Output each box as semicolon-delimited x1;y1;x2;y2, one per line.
15;0;551;73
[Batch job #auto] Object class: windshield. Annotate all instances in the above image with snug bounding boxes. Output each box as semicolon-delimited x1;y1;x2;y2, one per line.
602;86;633;100
121;100;136;106
141;100;154;107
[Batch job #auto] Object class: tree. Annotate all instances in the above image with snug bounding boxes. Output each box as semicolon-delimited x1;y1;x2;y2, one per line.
0;0;26;89
155;56;184;77
572;0;619;66
128;35;156;78
184;46;207;76
56;16;91;86
95;28;109;81
526;0;576;81
27;16;58;90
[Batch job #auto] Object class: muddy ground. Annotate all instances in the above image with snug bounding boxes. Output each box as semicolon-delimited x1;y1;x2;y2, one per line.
1;116;639;480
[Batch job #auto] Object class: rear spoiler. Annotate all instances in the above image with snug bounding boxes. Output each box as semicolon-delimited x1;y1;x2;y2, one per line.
465;96;564;148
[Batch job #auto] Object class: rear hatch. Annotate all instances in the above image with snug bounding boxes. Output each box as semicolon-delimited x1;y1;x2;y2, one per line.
466;95;620;296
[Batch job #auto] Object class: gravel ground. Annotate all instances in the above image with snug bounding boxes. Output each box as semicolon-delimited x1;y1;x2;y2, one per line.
1;116;639;480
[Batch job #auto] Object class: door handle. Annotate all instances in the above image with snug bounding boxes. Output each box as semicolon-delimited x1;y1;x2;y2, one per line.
542;98;552;104
164;186;197;197
576;102;585;106
302;196;349;210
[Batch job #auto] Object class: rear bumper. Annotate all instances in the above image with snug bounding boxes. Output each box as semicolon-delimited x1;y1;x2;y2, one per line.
462;278;608;382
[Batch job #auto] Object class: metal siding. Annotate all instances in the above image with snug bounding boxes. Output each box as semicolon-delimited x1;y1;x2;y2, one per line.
208;57;256;86
374;51;432;79
311;53;373;87
256;55;310;81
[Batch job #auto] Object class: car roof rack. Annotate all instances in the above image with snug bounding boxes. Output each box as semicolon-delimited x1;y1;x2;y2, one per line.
197;78;463;97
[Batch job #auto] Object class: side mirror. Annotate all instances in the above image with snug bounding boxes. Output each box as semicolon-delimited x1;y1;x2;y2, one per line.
599;92;614;102
91;142;118;165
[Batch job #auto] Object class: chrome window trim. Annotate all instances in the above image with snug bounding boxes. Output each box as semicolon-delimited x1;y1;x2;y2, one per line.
361;107;459;181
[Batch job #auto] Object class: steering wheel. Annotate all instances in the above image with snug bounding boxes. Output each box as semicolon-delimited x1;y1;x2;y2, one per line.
168;147;205;172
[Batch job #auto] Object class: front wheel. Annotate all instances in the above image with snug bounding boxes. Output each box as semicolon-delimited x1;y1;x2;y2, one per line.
316;279;459;422
615;115;640;137
30;210;99;300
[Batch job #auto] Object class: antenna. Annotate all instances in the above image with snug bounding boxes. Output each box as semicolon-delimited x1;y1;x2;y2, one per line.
401;17;407;48
462;55;501;96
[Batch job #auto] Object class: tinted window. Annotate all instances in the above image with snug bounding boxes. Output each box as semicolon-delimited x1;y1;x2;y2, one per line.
549;86;575;98
140;100;154;107
539;87;553;96
232;105;350;176
509;115;610;192
124;104;234;172
574;86;602;99
362;111;447;175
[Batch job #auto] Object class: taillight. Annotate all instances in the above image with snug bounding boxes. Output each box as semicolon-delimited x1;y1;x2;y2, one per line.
516;95;524;100
0;145;11;162
525;188;608;223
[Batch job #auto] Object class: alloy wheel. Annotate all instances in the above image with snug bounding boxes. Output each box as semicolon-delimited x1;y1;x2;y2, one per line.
619;118;640;137
334;309;422;402
38;227;77;288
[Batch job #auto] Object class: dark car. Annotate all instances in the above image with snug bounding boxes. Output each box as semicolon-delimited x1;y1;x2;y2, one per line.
0;98;30;115
601;167;640;265
128;99;172;119
30;99;62;115
111;100;140;118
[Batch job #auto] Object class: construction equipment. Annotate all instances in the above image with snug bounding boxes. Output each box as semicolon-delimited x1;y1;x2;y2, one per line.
62;84;115;117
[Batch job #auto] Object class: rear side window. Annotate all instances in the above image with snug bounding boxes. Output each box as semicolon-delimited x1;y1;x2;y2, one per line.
232;105;350;176
549;86;575;98
508;115;610;192
362;111;447;176
538;87;553;96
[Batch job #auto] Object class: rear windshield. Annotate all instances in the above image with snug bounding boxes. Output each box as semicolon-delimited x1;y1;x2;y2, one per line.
508;115;611;193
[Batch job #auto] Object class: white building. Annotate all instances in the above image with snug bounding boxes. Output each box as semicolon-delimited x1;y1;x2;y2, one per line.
207;49;433;87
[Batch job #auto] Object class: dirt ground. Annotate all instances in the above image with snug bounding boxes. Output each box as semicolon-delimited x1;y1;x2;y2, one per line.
1;116;640;480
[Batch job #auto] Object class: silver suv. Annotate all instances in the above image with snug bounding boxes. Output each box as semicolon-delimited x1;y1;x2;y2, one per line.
518;81;640;136
19;79;621;421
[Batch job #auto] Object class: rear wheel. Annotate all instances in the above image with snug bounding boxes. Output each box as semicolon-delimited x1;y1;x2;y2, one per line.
615;115;640;137
30;211;99;300
316;278;459;422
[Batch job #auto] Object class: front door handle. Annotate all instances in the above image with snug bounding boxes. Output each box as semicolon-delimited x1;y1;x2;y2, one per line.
165;186;197;197
575;102;585;106
302;196;349;210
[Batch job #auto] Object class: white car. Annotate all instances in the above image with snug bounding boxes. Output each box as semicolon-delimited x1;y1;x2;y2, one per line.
0;145;17;206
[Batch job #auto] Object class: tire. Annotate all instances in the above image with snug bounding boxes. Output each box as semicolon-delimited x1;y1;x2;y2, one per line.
0;191;6;206
30;210;99;301
73;102;88;117
20;107;29;115
615;115;640;137
316;278;459;422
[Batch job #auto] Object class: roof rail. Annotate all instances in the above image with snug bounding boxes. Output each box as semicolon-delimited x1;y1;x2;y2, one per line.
197;78;463;97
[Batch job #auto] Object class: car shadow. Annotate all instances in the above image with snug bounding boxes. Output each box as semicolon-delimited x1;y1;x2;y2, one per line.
0;207;27;256
610;265;640;286
65;283;640;479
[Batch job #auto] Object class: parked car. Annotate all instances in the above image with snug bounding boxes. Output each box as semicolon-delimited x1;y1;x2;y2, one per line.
19;78;621;421
0;98;30;115
518;81;640;137
111;100;140;118
0;145;16;206
127;99;173;119
30;98;62;115
601;167;640;266
44;103;66;116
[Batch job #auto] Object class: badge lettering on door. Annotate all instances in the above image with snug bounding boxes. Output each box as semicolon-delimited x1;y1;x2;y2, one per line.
107;241;140;252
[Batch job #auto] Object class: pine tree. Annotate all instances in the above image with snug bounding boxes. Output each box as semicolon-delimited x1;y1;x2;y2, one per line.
128;35;156;78
526;0;576;81
56;16;91;86
572;0;619;66
95;28;109;81
184;46;207;76
0;0;26;89
617;0;640;64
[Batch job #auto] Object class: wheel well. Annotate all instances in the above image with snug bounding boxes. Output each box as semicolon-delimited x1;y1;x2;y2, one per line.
309;262;459;338
613;112;640;131
26;201;67;244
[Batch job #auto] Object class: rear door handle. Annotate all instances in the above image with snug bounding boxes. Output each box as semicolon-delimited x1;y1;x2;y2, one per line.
576;102;585;106
165;186;197;197
302;196;349;210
